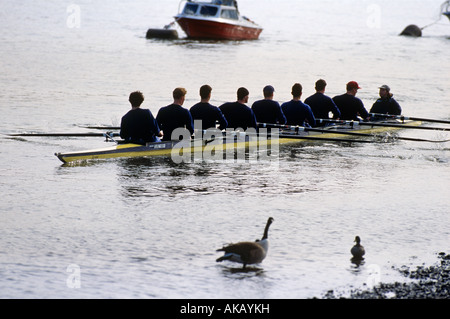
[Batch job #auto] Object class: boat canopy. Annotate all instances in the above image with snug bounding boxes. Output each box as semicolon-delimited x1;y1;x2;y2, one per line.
182;0;239;20
187;0;237;7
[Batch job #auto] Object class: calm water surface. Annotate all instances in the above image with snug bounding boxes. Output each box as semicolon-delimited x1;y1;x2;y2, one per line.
0;0;449;298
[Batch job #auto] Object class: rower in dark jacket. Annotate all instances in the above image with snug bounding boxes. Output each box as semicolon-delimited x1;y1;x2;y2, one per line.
190;84;228;131
281;83;316;127
370;85;402;116
333;81;370;121
251;85;286;125
120;91;162;144
219;87;258;131
156;87;194;141
304;79;341;125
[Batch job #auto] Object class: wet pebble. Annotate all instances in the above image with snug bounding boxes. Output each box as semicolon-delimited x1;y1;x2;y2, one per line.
321;252;450;299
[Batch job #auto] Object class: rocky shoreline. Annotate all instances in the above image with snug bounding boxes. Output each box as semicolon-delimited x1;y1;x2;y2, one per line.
322;252;450;299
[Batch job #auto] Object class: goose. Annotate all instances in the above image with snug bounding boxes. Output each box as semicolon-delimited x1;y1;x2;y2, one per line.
216;217;274;269
351;236;365;259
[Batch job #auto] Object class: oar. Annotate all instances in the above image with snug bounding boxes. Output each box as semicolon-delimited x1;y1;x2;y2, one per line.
258;123;450;143
370;113;450;125
8;132;120;137
315;119;450;131
277;134;376;143
81;125;120;130
205;128;377;144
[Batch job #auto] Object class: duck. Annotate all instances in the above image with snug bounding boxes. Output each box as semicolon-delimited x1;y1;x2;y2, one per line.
351;236;365;260
216;217;274;269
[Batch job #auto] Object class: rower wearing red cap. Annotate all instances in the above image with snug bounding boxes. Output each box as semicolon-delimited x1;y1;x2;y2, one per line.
332;81;370;121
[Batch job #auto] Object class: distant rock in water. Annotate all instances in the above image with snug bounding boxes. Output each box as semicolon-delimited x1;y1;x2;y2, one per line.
400;25;422;37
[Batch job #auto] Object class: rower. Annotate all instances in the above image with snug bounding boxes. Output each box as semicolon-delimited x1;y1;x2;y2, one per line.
219;87;258;131
304;79;341;126
332;81;370;121
281;83;316;127
189;84;228;131
251;85;287;125
120;91;162;144
156;87;194;141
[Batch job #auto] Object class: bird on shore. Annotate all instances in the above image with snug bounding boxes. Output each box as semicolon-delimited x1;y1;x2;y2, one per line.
351;236;365;260
216;217;274;269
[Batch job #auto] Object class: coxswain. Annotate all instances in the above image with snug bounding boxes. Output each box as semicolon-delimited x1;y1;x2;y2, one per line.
370;85;402;117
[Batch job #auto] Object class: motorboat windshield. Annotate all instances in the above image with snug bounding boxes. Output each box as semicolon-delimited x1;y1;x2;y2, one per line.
181;1;239;20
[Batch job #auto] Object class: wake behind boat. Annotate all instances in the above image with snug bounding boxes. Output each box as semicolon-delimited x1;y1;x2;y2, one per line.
174;0;263;40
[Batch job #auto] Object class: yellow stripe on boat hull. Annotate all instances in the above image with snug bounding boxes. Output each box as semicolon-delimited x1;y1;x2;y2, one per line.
56;138;271;163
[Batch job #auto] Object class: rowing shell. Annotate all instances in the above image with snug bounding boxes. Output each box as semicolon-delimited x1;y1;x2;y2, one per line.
55;120;421;164
55;136;277;164
56;141;178;163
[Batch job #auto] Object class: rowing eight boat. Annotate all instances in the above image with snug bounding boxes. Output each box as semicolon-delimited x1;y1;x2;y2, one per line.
55;120;422;164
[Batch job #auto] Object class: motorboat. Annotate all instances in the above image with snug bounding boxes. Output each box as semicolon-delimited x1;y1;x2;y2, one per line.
174;0;263;40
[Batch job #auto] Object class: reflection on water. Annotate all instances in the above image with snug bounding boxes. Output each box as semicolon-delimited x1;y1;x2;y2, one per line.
350;257;366;269
113;142;380;201
220;265;266;277
161;38;250;48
